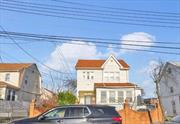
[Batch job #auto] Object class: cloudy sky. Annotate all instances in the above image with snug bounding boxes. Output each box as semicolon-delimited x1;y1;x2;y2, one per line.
1;0;180;97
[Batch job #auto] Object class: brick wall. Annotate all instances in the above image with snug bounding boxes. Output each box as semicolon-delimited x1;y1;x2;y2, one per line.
119;100;164;124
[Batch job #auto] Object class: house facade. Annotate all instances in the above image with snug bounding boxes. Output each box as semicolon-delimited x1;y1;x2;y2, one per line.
159;62;180;116
76;55;142;109
0;63;42;102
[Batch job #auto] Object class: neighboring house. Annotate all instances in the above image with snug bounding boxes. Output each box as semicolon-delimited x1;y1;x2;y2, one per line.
0;63;42;102
40;87;56;101
159;62;180;116
75;54;142;109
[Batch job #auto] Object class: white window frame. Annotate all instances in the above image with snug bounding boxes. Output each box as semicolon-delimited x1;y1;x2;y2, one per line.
5;73;10;81
100;91;107;103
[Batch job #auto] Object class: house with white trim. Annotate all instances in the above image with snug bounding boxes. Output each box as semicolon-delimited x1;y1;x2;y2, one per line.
75;54;142;109
0;63;42;102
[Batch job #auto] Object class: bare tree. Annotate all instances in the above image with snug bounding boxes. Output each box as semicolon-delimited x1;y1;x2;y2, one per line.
151;61;165;122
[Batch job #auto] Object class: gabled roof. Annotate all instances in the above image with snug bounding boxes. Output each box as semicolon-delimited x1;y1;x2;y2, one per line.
94;83;136;88
0;63;33;71
75;59;129;69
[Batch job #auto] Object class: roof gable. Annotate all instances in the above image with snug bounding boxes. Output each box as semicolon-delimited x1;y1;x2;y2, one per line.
101;54;123;69
0;63;33;71
75;56;129;69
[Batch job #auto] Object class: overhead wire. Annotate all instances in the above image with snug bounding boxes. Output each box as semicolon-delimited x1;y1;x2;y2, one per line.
1;4;180;28
1;31;179;45
0;31;179;50
52;0;180;16
2;0;180;23
0;26;73;75
0;31;180;55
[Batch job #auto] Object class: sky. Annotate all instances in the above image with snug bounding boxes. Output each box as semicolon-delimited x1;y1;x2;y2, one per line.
0;0;180;97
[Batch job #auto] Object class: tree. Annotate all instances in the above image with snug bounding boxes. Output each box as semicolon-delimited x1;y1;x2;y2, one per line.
151;61;165;122
57;91;77;105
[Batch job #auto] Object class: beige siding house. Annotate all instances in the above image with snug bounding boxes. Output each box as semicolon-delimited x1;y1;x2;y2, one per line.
0;63;42;102
76;55;142;109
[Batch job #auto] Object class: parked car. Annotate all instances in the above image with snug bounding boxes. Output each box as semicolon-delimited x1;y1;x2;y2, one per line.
165;115;180;124
10;105;122;124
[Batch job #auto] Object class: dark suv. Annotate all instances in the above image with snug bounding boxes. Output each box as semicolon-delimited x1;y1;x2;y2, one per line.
11;105;122;124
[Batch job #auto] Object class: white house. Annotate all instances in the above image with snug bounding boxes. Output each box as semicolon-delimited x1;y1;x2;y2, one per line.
0;63;42;102
75;55;142;109
159;62;180;116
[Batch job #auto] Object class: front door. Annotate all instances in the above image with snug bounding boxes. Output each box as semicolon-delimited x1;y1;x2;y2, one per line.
84;96;92;104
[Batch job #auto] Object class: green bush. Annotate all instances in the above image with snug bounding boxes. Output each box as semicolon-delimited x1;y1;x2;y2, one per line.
57;91;77;105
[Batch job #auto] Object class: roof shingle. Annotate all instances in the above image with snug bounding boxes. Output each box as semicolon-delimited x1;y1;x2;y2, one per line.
0;63;32;71
75;59;129;69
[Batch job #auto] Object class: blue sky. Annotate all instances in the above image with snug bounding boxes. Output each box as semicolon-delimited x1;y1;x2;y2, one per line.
0;0;180;97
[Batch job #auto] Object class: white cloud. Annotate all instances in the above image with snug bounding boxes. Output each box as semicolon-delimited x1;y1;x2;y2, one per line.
120;32;155;53
139;60;159;75
45;40;103;72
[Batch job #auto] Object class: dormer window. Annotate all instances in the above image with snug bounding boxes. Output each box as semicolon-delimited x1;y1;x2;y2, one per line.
5;73;10;81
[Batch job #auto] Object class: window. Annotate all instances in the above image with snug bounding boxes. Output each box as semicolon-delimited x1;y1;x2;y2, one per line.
44;108;66;119
170;87;174;93
110;72;114;81
90;72;94;80
25;80;28;85
66;107;89;118
101;91;107;103
87;72;90;79
126;91;133;102
109;91;115;103
104;72;109;81
171;100;176;115
6;89;11;101
118;91;124;103
12;91;15;101
115;72;120;81
5;73;10;81
83;72;86;79
167;68;172;74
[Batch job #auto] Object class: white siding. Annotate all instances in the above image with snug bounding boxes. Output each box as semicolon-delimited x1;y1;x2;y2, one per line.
160;63;180;116
76;55;132;105
0;72;20;87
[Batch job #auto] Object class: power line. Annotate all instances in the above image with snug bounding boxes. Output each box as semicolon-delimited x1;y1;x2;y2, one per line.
0;31;179;50
0;26;73;74
1;31;179;45
52;0;180;16
0;31;179;55
1;6;180;28
2;0;180;23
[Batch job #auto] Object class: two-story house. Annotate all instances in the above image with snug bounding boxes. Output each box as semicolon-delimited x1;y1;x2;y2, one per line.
76;55;142;109
0;63;42;102
159;62;180;116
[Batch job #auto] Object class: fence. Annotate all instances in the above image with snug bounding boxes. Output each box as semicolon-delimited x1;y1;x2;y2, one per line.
29;99;164;124
118;100;164;124
0;100;29;123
